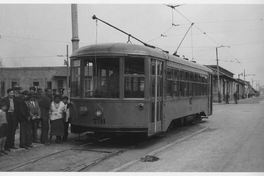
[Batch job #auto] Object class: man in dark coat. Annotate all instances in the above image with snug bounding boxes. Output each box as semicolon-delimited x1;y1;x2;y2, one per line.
28;94;41;143
234;91;238;104
62;96;70;142
2;88;18;150
38;89;51;144
225;93;230;104
17;91;33;149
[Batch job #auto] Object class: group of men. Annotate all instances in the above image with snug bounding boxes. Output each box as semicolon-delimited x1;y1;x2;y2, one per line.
0;86;72;154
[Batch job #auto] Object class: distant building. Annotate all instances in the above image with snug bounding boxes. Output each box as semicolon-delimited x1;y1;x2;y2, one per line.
244;81;258;98
259;86;264;95
236;78;246;99
0;66;67;97
206;65;246;102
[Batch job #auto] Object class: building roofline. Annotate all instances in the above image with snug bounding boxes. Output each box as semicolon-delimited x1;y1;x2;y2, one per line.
206;66;237;81
205;65;234;76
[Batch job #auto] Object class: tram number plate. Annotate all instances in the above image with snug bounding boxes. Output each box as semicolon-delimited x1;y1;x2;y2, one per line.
93;117;106;124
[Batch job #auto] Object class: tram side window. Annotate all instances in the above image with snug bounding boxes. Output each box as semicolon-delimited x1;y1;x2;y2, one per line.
189;72;193;96
173;69;179;97
71;60;81;97
185;72;189;96
165;69;209;97
166;68;173;97
189;82;193;96
124;57;145;98
179;71;184;96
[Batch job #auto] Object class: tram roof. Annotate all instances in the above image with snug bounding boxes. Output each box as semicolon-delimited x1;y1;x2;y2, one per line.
71;43;212;73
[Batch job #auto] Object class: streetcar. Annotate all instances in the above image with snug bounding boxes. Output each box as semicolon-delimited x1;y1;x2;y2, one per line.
70;43;213;136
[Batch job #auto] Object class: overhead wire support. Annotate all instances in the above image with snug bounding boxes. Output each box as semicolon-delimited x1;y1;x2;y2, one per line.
92;15;155;48
173;22;194;55
165;4;182;27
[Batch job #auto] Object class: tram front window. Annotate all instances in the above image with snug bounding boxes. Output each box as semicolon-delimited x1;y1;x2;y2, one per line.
124;57;145;98
71;59;81;97
83;57;119;98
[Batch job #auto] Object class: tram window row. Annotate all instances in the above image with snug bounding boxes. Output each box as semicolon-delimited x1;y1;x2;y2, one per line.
70;57;209;99
166;67;209;97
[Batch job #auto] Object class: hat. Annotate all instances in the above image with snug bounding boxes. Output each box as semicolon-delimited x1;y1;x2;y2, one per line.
22;90;30;95
7;88;14;94
29;92;36;98
13;86;22;91
62;96;68;100
54;94;61;99
29;87;36;91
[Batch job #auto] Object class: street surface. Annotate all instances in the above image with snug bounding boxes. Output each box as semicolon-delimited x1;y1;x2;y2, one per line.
0;96;263;172
114;96;264;172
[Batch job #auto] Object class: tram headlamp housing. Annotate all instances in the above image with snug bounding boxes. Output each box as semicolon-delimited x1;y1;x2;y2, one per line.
95;109;103;117
137;103;144;110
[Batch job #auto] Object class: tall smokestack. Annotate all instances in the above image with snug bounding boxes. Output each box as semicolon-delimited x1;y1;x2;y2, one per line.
71;4;79;53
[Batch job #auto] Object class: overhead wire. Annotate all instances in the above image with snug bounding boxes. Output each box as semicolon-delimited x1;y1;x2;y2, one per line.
176;17;264;26
174;8;219;45
1;55;66;59
147;26;174;43
0;34;71;44
172;7;246;66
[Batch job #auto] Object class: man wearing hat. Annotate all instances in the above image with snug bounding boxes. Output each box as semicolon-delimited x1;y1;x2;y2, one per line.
3;88;18;151
38;89;51;144
0;99;8;155
27;93;41;143
2;88;18;150
17;91;32;149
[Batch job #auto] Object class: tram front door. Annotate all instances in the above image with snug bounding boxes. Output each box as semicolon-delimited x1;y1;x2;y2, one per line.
150;59;163;135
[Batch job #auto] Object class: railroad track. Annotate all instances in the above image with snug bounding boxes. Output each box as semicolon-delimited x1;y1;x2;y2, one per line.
5;121;209;172
61;149;124;171
6;135;124;172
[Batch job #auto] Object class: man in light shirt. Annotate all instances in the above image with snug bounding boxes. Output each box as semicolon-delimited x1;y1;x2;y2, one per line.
2;88;18;151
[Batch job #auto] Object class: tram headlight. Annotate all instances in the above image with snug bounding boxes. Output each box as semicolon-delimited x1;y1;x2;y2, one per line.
137;103;144;110
95;109;103;117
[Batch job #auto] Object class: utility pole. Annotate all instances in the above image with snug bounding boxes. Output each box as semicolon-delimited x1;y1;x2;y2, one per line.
71;4;79;53
216;45;230;103
57;45;70;97
216;47;221;103
243;69;245;81
66;45;69;97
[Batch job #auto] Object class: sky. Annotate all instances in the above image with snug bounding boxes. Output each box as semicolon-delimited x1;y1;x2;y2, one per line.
0;2;263;87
